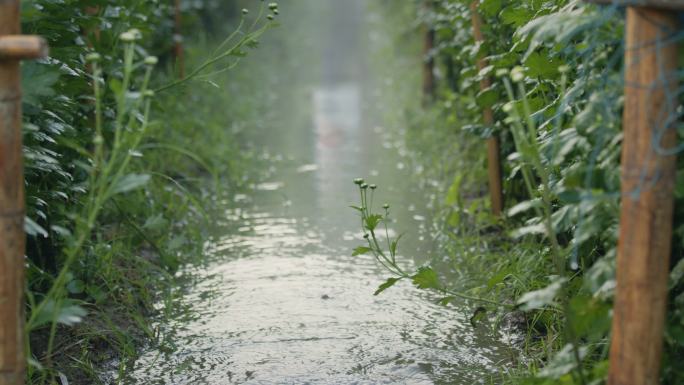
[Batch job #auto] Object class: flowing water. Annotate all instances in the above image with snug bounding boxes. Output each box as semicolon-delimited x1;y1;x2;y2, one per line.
125;1;519;384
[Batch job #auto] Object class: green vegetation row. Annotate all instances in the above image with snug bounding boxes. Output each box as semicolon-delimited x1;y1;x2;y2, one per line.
357;1;684;383
19;1;278;383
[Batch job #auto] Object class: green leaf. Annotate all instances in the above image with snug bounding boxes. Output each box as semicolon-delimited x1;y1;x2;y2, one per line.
524;52;561;78
167;235;186;250
109;78;122;96
143;214;168;231
352;246;372;256
21;62;60;106
517;277;567;310
66;279;85;294
50;225;71;238
349;205;364;212
390;234;404;256
538;344;588;379
486;270;509;289
445;173;463;206
31;299;87;329
480;0;503;17
24;216;48;238
374;277;401;295
412;266;441;290
557;189;582;203
475;88;498;109
110;173;150;195
568;295;610;341
501;6;532;27
507;198;541;217
670;258;684;289
510;222;546;238
364;214;383;231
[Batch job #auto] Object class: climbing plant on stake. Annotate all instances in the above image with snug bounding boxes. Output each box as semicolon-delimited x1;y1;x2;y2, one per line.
586;1;681;384
422;0;435;102
470;0;504;216
0;2;48;385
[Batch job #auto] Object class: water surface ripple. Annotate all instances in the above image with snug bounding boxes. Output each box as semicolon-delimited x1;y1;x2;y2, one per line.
127;1;518;383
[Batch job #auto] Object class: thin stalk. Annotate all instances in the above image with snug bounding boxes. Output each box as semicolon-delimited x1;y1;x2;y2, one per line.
155;21;274;93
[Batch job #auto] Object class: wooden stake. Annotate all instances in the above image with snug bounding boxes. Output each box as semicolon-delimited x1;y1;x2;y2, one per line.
470;1;504;216
174;0;185;79
608;7;679;385
0;2;47;384
422;0;435;101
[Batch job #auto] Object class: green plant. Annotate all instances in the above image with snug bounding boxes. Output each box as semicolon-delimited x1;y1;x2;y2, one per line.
366;0;652;383
20;1;280;382
350;178;504;308
26;28;157;383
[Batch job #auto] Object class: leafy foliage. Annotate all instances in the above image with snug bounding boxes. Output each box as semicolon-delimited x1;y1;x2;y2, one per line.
19;1;278;383
369;0;684;383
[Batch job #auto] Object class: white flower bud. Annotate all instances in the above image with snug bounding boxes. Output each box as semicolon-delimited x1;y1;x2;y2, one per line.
85;52;101;62
495;68;509;78
144;56;158;66
510;66;524;82
120;32;136;42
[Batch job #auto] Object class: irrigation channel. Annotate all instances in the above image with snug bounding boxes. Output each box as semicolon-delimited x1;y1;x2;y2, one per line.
123;1;520;384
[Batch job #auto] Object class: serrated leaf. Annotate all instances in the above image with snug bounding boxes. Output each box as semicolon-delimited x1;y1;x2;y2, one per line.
364;214;383;231
524;52;560;79
412;266;441;290
374;277;401;295
480;0;503;17
501;6;532;27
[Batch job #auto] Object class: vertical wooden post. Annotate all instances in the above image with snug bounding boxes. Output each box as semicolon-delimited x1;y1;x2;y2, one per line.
470;1;503;216
422;0;435;101
173;0;185;79
0;2;47;384
608;7;679;385
84;6;101;46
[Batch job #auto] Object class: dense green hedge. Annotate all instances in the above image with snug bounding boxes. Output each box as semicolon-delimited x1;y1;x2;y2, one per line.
404;1;684;383
19;1;274;383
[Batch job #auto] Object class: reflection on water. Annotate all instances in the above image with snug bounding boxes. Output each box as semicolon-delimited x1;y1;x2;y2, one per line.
124;0;520;384
129;197;515;384
314;83;362;215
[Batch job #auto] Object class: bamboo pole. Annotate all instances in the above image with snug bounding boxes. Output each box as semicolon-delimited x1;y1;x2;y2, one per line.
422;0;435;101
608;7;679;385
470;1;504;216
174;0;185;79
0;2;47;384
